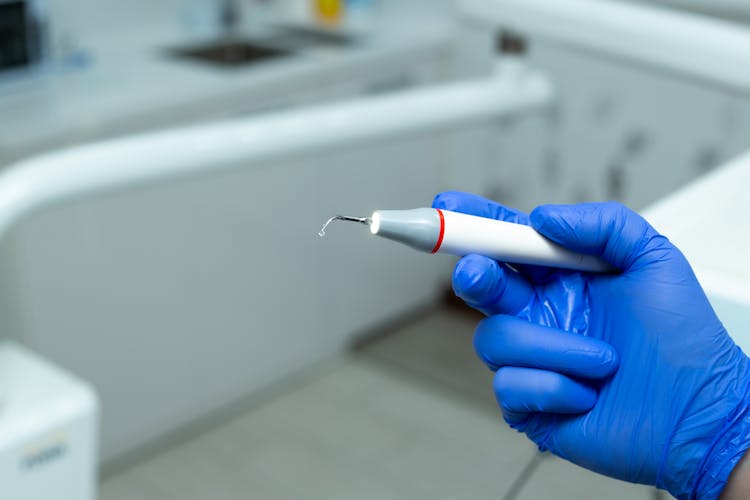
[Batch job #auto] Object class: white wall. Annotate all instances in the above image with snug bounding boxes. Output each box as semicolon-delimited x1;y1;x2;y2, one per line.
45;0;188;54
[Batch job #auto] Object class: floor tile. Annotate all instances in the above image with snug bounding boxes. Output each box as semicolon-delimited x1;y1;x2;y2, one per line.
359;308;495;409
100;309;662;500
100;356;536;500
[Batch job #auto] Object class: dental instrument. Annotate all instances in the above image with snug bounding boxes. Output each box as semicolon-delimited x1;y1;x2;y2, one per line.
319;208;614;273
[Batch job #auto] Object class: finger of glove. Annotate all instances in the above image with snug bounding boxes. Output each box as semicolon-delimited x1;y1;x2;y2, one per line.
529;201;671;272
452;254;534;316
494;366;598;425
432;191;529;224
475;315;619;379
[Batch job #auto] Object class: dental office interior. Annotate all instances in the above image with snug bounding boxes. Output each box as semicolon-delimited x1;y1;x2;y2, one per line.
1;0;750;499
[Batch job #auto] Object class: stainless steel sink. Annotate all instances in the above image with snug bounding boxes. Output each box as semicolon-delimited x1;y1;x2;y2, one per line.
165;26;358;69
166;40;290;68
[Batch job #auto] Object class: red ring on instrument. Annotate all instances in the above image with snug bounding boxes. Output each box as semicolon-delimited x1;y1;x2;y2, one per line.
431;209;445;254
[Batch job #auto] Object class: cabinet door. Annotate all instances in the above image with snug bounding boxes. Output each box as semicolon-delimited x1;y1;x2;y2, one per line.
498;42;750;211
5;123;450;463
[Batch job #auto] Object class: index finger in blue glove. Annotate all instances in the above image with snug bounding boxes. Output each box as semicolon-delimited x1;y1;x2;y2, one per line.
431;191;529;224
529;201;677;273
475;315;619;379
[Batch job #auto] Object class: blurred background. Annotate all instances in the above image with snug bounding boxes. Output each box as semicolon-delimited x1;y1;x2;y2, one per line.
1;0;750;499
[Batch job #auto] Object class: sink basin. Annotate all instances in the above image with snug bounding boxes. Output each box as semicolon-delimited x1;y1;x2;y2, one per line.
166;40;290;68
165;26;360;69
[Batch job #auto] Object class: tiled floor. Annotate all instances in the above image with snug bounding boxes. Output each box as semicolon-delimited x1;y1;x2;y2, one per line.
100;308;661;500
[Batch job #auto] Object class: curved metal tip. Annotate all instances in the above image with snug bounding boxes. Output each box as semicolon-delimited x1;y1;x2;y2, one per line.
318;215;371;237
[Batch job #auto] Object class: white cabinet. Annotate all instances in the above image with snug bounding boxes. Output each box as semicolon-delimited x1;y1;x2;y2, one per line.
493;42;750;211
8;135;452;463
0;42;492;464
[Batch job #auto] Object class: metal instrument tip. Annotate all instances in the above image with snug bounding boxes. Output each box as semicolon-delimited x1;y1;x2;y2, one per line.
318;215;371;237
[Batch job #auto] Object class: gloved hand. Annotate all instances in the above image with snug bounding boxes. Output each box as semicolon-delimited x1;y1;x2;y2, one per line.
432;191;750;499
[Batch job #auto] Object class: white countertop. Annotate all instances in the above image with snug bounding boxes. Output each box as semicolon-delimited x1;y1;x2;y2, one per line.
645;148;750;305
0;19;456;164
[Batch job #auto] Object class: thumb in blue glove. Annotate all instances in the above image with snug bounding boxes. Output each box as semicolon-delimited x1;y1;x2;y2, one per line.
433;191;750;499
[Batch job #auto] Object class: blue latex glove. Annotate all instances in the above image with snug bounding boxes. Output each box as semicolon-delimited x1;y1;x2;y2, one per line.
432;191;750;499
